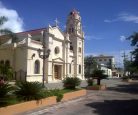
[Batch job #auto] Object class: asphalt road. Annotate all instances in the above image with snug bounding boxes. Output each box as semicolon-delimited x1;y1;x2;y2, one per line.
20;79;138;115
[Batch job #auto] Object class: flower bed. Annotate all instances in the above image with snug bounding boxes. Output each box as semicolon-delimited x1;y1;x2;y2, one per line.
0;96;56;115
87;85;106;90
0;89;86;115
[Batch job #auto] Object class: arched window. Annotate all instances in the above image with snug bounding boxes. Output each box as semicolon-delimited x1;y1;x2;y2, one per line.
70;42;73;51
0;60;4;65
78;47;81;53
79;65;81;74
34;60;40;74
5;60;10;67
72;28;74;33
54;46;60;54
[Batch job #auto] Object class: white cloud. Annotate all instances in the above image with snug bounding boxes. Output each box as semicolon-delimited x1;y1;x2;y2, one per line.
104;19;112;23
119;13;138;23
104;12;138;24
120;35;126;42
0;1;24;33
85;35;104;40
104;19;118;23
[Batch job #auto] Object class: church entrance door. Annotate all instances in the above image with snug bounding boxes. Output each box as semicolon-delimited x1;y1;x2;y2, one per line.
54;65;62;79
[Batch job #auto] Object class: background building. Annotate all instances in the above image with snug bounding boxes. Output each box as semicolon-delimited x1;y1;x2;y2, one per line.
93;55;116;78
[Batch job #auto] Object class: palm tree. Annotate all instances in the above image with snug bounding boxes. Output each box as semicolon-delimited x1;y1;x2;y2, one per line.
0;16;17;43
92;69;108;85
0;16;17;80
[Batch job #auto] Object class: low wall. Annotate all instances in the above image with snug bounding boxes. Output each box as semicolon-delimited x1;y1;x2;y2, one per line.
0;89;87;115
62;89;87;101
0;96;57;115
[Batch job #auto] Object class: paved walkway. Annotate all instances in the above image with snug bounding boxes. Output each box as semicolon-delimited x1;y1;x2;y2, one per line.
20;79;138;115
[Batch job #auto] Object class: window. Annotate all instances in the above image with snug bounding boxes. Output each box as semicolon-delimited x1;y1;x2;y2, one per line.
104;59;107;61
0;60;4;65
79;65;81;74
69;64;71;73
99;59;102;61
34;60;40;74
78;47;81;53
69;28;72;33
70;42;73;51
5;60;10;67
55;46;60;54
71;28;74;33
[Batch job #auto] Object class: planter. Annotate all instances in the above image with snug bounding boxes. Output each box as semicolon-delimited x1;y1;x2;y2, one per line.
122;79;132;82
0;89;87;115
62;89;86;101
87;84;106;90
64;84;75;89
0;96;56;115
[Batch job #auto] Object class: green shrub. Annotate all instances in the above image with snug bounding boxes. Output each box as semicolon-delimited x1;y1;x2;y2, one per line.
0;83;12;98
54;89;63;102
46;89;63;102
92;69;108;85
0;83;13;106
87;78;94;86
122;76;131;80
15;82;44;101
63;77;81;89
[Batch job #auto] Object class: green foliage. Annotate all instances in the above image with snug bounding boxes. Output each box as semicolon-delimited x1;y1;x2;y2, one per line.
92;69;108;79
0;16;7;25
127;32;138;72
0;16;18;43
0;83;13;106
84;56;98;78
42;89;63;102
0;64;14;81
0;83;12;98
87;78;94;86
122;76;131;80
92;69;108;85
50;89;63;102
63;77;81;89
15;82;44;101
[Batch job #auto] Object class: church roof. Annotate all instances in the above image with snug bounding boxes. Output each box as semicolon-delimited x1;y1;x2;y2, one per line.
16;28;46;36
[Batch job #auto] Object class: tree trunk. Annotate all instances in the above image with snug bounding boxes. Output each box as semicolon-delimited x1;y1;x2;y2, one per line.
97;79;101;85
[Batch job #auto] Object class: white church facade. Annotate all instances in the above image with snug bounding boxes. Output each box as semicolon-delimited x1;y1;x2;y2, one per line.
0;10;84;83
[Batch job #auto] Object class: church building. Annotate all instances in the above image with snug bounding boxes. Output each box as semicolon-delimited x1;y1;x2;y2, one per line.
0;10;84;83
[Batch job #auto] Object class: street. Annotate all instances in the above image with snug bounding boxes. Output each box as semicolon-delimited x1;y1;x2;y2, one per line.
20;79;138;115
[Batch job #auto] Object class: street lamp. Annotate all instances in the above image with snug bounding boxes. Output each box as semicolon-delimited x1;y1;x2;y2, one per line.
37;30;51;87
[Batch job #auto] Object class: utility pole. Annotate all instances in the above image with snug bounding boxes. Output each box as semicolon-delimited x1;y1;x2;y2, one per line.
122;51;128;76
37;29;51;87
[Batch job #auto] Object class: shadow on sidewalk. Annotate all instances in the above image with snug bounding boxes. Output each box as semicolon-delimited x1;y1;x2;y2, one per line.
107;83;138;94
86;99;138;115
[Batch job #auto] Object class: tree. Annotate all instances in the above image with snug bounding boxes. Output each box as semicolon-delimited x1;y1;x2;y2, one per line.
127;32;138;72
0;16;17;43
0;16;17;80
0;63;14;81
92;69;108;85
84;55;98;78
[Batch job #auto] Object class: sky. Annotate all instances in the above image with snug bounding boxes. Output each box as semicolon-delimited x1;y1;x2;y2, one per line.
0;0;138;67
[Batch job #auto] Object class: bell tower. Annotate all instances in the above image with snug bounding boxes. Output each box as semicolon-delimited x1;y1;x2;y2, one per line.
66;10;83;37
66;9;84;79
